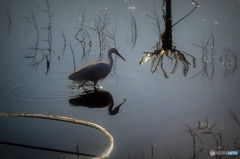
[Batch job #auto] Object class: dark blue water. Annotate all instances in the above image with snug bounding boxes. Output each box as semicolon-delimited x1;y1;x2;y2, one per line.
0;0;240;158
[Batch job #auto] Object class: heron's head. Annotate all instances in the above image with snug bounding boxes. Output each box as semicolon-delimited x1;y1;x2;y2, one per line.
108;48;126;61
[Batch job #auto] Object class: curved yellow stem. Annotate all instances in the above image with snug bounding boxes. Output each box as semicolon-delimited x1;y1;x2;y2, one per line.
0;112;114;159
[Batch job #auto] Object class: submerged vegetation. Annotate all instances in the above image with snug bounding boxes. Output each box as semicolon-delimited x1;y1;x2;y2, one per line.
130;14;137;50
22;0;120;75
16;0;239;79
5;7;12;35
24;0;54;75
188;33;216;82
129;109;240;159
75;9;92;62
0;0;240;159
221;48;239;80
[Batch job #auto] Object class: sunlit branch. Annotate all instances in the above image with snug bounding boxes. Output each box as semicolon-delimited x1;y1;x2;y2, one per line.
140;0;197;78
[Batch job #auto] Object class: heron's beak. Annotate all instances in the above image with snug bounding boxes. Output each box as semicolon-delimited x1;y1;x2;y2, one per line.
117;51;126;61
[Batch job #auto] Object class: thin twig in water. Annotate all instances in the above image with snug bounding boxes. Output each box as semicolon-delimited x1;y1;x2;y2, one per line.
186;125;204;159
150;142;154;159
23;0;57;75
105;23;118;48
45;54;50;75
196;115;225;151
172;0;199;28
138;147;145;159
210;33;215;80
23;10;48;71
76;145;80;159
145;7;162;43
61;31;66;57
39;0;54;51
188;34;215;82
130;14;137;50
70;43;76;72
167;151;180;159
75;8;92;62
38;0;54;75
226;107;240;126
91;12;111;60
221;48;239;79
24;10;40;59
5;7;12;35
128;145;157;159
162;0;166;23
105;23;118;71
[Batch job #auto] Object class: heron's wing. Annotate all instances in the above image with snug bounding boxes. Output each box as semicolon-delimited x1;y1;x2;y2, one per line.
69;62;111;81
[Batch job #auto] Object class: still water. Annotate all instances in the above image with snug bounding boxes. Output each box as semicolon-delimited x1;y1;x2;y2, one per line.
0;0;240;158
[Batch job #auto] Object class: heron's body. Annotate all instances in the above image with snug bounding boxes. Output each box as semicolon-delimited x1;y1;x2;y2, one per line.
68;48;125;90
69;61;111;83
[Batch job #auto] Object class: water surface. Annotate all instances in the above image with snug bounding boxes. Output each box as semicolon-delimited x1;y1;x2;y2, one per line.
0;0;240;158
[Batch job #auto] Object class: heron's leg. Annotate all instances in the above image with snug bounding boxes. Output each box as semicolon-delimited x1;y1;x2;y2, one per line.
79;80;87;88
93;81;98;92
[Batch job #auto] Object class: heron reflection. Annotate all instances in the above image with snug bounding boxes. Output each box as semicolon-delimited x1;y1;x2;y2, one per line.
69;89;126;115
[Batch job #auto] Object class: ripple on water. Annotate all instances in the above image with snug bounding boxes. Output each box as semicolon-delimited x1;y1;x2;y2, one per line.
0;71;74;101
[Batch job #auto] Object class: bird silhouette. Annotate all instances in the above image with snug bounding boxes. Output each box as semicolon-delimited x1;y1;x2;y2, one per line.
69;89;126;115
68;48;125;90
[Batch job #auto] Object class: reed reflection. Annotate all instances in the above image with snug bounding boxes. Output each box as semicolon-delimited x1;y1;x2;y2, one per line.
24;0;53;75
69;89;126;115
189;34;216;82
220;48;239;79
5;7;12;35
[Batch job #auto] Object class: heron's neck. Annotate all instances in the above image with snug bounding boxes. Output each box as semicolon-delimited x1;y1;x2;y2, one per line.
108;53;114;69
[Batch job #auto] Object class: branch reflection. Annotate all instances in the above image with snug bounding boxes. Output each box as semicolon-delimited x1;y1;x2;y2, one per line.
140;0;197;78
220;48;239;79
188;34;216;82
69;89;126;115
24;0;53;75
